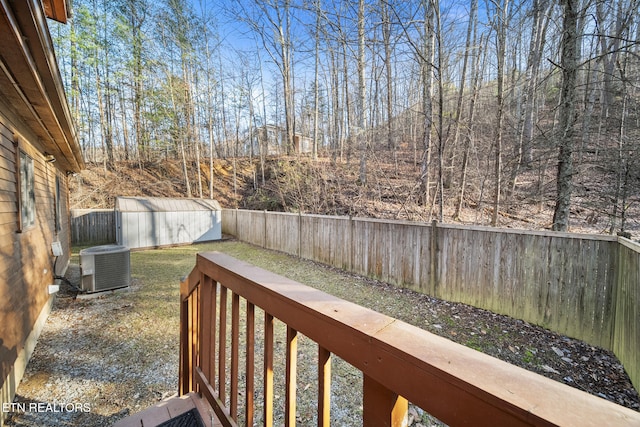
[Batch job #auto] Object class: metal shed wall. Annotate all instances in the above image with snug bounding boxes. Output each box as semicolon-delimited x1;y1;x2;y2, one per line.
115;197;222;249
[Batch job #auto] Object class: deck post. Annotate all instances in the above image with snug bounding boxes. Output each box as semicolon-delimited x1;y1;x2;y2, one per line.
362;374;408;427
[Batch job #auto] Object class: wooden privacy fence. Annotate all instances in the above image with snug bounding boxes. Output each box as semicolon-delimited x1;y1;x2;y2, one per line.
179;251;640;426
221;209;640;392
70;209;115;245
615;238;640;388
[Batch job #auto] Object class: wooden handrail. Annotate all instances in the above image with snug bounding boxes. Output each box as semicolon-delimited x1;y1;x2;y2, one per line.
180;251;640;426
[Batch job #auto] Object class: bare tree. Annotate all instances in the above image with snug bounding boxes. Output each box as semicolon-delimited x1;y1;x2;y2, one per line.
420;0;435;209
312;0;321;160
447;0;478;182
357;0;367;184
453;0;481;220
381;0;394;156
552;0;580;231
509;0;551;195
235;0;295;155
490;0;510;226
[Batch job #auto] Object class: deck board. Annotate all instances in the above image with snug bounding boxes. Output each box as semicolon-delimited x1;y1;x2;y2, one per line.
112;392;221;427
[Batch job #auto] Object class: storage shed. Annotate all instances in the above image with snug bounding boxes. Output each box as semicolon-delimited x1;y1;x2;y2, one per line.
115;197;222;249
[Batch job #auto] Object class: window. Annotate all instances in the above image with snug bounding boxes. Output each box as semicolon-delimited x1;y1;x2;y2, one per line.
19;151;35;230
55;175;62;232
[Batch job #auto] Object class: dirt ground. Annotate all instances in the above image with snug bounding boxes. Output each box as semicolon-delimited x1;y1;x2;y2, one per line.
4;241;639;426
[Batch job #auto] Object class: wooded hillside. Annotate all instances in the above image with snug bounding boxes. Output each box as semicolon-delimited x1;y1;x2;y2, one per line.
55;0;640;236
69;154;638;240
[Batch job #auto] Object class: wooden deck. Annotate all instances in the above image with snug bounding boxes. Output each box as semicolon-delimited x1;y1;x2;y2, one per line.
178;251;640;427
112;392;221;427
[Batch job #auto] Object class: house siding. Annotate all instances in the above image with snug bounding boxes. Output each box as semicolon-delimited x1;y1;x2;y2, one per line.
0;1;81;423
0;102;72;416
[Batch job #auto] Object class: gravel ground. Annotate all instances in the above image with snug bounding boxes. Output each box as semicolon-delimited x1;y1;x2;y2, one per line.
4;241;639;426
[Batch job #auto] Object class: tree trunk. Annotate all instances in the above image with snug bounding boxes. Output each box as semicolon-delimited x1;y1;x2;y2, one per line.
434;0;445;222
280;1;294;155
313;0;321;161
119;82;130;161
552;0;579;231
454;27;483;220
381;0;394;158
610;53;630;233
420;0;435;210
357;0;367;185
510;0;550;195
343;41;352;164
129;1;146;164
447;0;477;194
202;10;216;199
491;0;509;227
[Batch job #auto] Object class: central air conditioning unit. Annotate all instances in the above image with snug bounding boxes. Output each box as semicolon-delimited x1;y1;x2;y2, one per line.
79;245;130;293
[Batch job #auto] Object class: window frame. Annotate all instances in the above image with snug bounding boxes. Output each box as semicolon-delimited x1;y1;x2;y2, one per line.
15;144;36;232
55;174;62;232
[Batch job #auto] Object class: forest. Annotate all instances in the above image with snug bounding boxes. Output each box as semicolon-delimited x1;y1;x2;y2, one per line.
51;0;640;234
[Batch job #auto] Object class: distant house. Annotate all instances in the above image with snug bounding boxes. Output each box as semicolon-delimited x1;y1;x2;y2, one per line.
293;132;313;155
0;0;83;423
245;124;313;156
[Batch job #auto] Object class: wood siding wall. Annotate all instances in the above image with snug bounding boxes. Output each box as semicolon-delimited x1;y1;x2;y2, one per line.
0;104;72;389
222;209;638;391
70;209;115;245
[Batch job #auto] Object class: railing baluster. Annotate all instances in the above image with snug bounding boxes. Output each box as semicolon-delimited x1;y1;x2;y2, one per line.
191;287;199;392
230;292;240;420
211;281;218;388
362;374;408;427
218;286;228;404
264;313;274;427
285;326;298;427
318;346;331;427
245;302;255;426
200;274;213;381
179;295;189;395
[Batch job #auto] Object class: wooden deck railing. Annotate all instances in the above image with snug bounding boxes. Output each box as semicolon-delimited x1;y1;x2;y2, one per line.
179;251;640;427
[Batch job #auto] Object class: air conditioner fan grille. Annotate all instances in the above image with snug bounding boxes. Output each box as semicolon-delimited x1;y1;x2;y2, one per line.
94;251;130;291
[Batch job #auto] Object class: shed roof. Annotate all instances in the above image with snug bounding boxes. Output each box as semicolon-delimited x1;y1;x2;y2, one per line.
115;197;221;213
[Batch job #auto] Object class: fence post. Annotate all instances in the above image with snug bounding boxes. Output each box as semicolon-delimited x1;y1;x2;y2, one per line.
298;212;302;257
263;210;267;249
349;215;354;272
430;220;438;296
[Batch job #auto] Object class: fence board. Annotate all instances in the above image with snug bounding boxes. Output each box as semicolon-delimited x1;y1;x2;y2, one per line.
615;239;640;392
299;215;351;270
265;212;299;255
221;209;637;391
70;209;115;245
222;208;237;236
235;210;265;247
